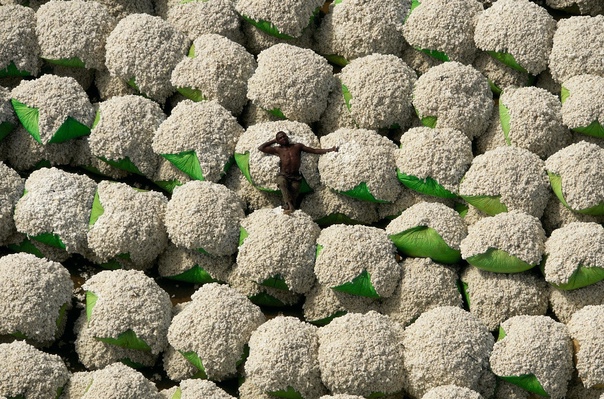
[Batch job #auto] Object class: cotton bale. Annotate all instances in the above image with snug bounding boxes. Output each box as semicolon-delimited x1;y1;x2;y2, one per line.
300;186;380;227
0;161;23;244
303;283;380;326
0;5;40;78
167;0;243;43
568;305;604;389
79;362;162;399
560;74;604;138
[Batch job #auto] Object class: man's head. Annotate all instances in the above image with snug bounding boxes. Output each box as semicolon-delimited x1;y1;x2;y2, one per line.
276;131;290;146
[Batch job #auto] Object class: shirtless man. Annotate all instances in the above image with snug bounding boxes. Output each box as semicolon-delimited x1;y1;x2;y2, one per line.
258;131;338;213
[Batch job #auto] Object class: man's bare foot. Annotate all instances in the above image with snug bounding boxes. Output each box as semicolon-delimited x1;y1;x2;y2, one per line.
284;208;293;215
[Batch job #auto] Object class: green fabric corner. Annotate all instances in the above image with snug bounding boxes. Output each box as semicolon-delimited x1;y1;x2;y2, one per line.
267;386;304;399
454;201;469;218
96;329;152;352
332;269;380;298
170;387;182;399
241;14;294;39
0;61;32;78
179;350;208;378
460;194;508;216
560;86;570;104
308;311;347;326
177;86;207;102
119;358;147;369
43;56;86;68
85;291;98;323
56;302;69;331
486;51;528;73
48;116;91;144
7;238;45;258
499;102;512;145
324;54;348;66
497;326;506;341
260;274;289;291
572;119;604;139
548;172;604;215
458;279;471;308
341;83;353;111
489;79;502;95
0;121;16;141
89;191;104;227
162;150;205;181
187;43;196;58
11;98;42;143
549;265;604;291
466;248;536;273
154;179;183;193
267;107;287;120
234;152;278;192
315;212;363;227
167;265;218;284
91;110;101;129
99;156;144;176
396;170;458;198
248;292;286;307
127;77;139;91
339;182;389;203
315;244;323;258
499;374;549;397
417;47;449;62
421;115;437;128
388;225;461;264
29;232;66;249
239;226;249;247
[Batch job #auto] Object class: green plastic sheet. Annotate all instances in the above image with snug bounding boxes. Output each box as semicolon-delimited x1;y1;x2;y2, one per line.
267;386;304;399
458;280;471;308
7;238;45;258
179;350;208;379
417;47;449;62
339;181;389;203
167;265;219;284
260;274;289;291
499;102;513;145
460;194;508;216
241;15;294;39
342;83;353;111
420;115;437;128
99;156;144;176
89;191;104;227
86;291;98;323
42;57;86;68
309;311;347;326
315;212;364;227
486;51;528;73
324;54;348;67
266;107;287;120
0;121;16;141
239;226;249;246
29;232;66;249
548;172;604;216
388;225;461;264
154;179;183;193
0;61;31;78
171;387;182;399
332;269;380;298
248;292;286;307
547;264;604;291
11;99;91;144
466;248;536;273
161;150;205;181
96;329;152;351
177;86;207;102
397;170;457;198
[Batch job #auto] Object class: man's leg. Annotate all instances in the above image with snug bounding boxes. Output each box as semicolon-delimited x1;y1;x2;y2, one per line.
290;179;301;210
276;175;293;211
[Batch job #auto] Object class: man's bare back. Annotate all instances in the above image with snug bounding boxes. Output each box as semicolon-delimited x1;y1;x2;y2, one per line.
258;131;337;212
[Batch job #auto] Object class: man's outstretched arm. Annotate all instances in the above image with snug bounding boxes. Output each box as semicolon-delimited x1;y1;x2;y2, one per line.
299;144;338;154
258;139;279;154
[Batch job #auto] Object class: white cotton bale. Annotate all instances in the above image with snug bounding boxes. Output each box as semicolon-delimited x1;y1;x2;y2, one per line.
303;283;380;326
314;0;410;64
337;54;417;130
237;208;320;295
105;13;189;103
69;137;129;180
13;167;96;254
167;283;266;381
499;86;571;158
157;243;233;284
0;161;23;244
473;108;507;156
494;381;532;399
402;306;496;398
153;100;243;182
10;75;95;144
0;85;16;139
546;0;603;15
234;120;322;191
168;0;243;43
87;181;169;269
3;125;74;171
421;385;484;399
82;269;172;355
246;43;333;124
36;0;116;70
460;267;549;331
165;181;244;256
82;0;154;20
89;95;165;179
0;341;69;399
490;315;573;399
568;305;604;388
171;379;235;399
226;262;302;308
546;141;604;215
316;76;358;136
4;232;70;262
386;202;467;264
300;186;380;226
222;165;282;212
549;280;604;324
541;192;603;235
73;311;157;370
60;371;94;399
318;128;401;203
317;311;405;396
549;15;604;84
543;222;604;290
315;224;400;298
412;61;493;139
566;378;604;399
171;34;255;116
235;0;322;39
472;52;534;95
81;362;162;399
49;64;95;91
245;316;326;399
0;253;72;346
395;126;473;198
458;146;550;218
94;68;136;101
474;0;556;75
561;74;604;138
0;5;41;77
381;257;462;327
239;101;282;129
162;344;199;383
460;211;546;273
403;0;483;65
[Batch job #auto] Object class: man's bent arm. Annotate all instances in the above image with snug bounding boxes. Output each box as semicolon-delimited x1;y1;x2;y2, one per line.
258;139;279;154
299;144;338;154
